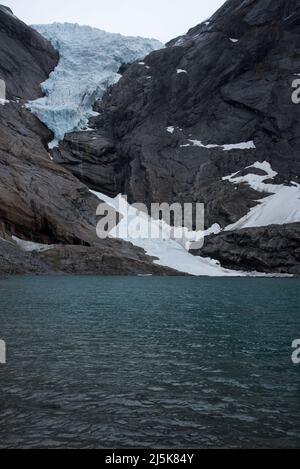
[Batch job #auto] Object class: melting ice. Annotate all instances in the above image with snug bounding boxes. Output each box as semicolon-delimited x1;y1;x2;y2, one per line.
29;23;162;147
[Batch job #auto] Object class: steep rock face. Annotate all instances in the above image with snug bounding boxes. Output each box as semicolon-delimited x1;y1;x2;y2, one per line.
0;6;98;247
61;0;299;209
199;223;300;275
0;101;99;246
0;6;59;100
54;0;300;273
91;0;300;217
0;6;172;276
52;129;120;196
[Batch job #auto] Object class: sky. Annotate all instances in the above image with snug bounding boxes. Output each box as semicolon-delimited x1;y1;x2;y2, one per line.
3;0;226;43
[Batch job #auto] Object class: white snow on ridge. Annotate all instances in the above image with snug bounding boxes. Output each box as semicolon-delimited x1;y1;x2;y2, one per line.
166;126;175;134
181;139;256;151
139;62;150;69
91;191;242;277
223;161;300;231
177;69;188;74
223;161;278;192
12;236;55;252
29;23;162;147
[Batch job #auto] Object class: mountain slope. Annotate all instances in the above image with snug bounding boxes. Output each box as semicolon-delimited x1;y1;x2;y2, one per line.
0;6;58;100
53;0;300;274
0;5;174;276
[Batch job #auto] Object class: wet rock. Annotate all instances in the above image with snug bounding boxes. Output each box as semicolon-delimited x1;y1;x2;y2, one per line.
198;223;300;275
53;0;300;274
72;0;300;229
38;241;181;276
0;237;180;276
0;6;59;100
0;7;171;275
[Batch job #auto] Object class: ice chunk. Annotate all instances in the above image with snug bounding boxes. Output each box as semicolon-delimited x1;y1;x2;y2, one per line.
28;23;162;146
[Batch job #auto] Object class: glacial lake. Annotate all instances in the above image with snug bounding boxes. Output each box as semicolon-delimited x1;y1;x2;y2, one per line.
0;275;299;449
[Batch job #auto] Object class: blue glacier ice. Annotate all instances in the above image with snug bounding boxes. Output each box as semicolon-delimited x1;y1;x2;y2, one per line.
28;23;162;147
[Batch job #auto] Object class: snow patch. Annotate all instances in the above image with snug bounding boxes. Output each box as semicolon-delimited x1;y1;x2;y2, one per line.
12;236;55;252
204;223;222;236
28;23;162;147
223;162;300;230
139;62;150;69
230;38;239;43
91;191;243;277
223;161;277;192
177;69;188;74
181;139;256;151
166;126;175;134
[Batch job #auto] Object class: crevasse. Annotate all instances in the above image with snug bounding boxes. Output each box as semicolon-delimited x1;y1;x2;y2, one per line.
28;23;162;147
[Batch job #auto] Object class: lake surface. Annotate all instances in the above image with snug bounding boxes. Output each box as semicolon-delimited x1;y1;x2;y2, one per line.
0;275;299;449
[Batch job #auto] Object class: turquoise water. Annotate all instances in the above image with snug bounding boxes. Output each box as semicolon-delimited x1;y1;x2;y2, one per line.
0;275;299;449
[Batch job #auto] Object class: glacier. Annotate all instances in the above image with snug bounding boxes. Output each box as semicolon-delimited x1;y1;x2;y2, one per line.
28;23;162;147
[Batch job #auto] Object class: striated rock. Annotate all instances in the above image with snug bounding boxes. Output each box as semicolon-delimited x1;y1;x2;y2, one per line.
198;223;300;275
38;240;180;275
0;6;173;276
0;100;100;246
61;0;300;226
1;1;300;275
0;237;179;276
0;6;59;100
0;237;48;274
52;130;120;197
53;0;300;274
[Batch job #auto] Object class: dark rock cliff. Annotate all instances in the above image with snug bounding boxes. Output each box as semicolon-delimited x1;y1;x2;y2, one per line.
200;222;300;275
1;1;299;275
0;5;59;100
0;5;172;275
54;0;300;274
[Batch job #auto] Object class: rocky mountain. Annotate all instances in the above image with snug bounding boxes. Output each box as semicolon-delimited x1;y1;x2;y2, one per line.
0;0;299;276
0;5;58;100
53;0;300;275
0;5;175;276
